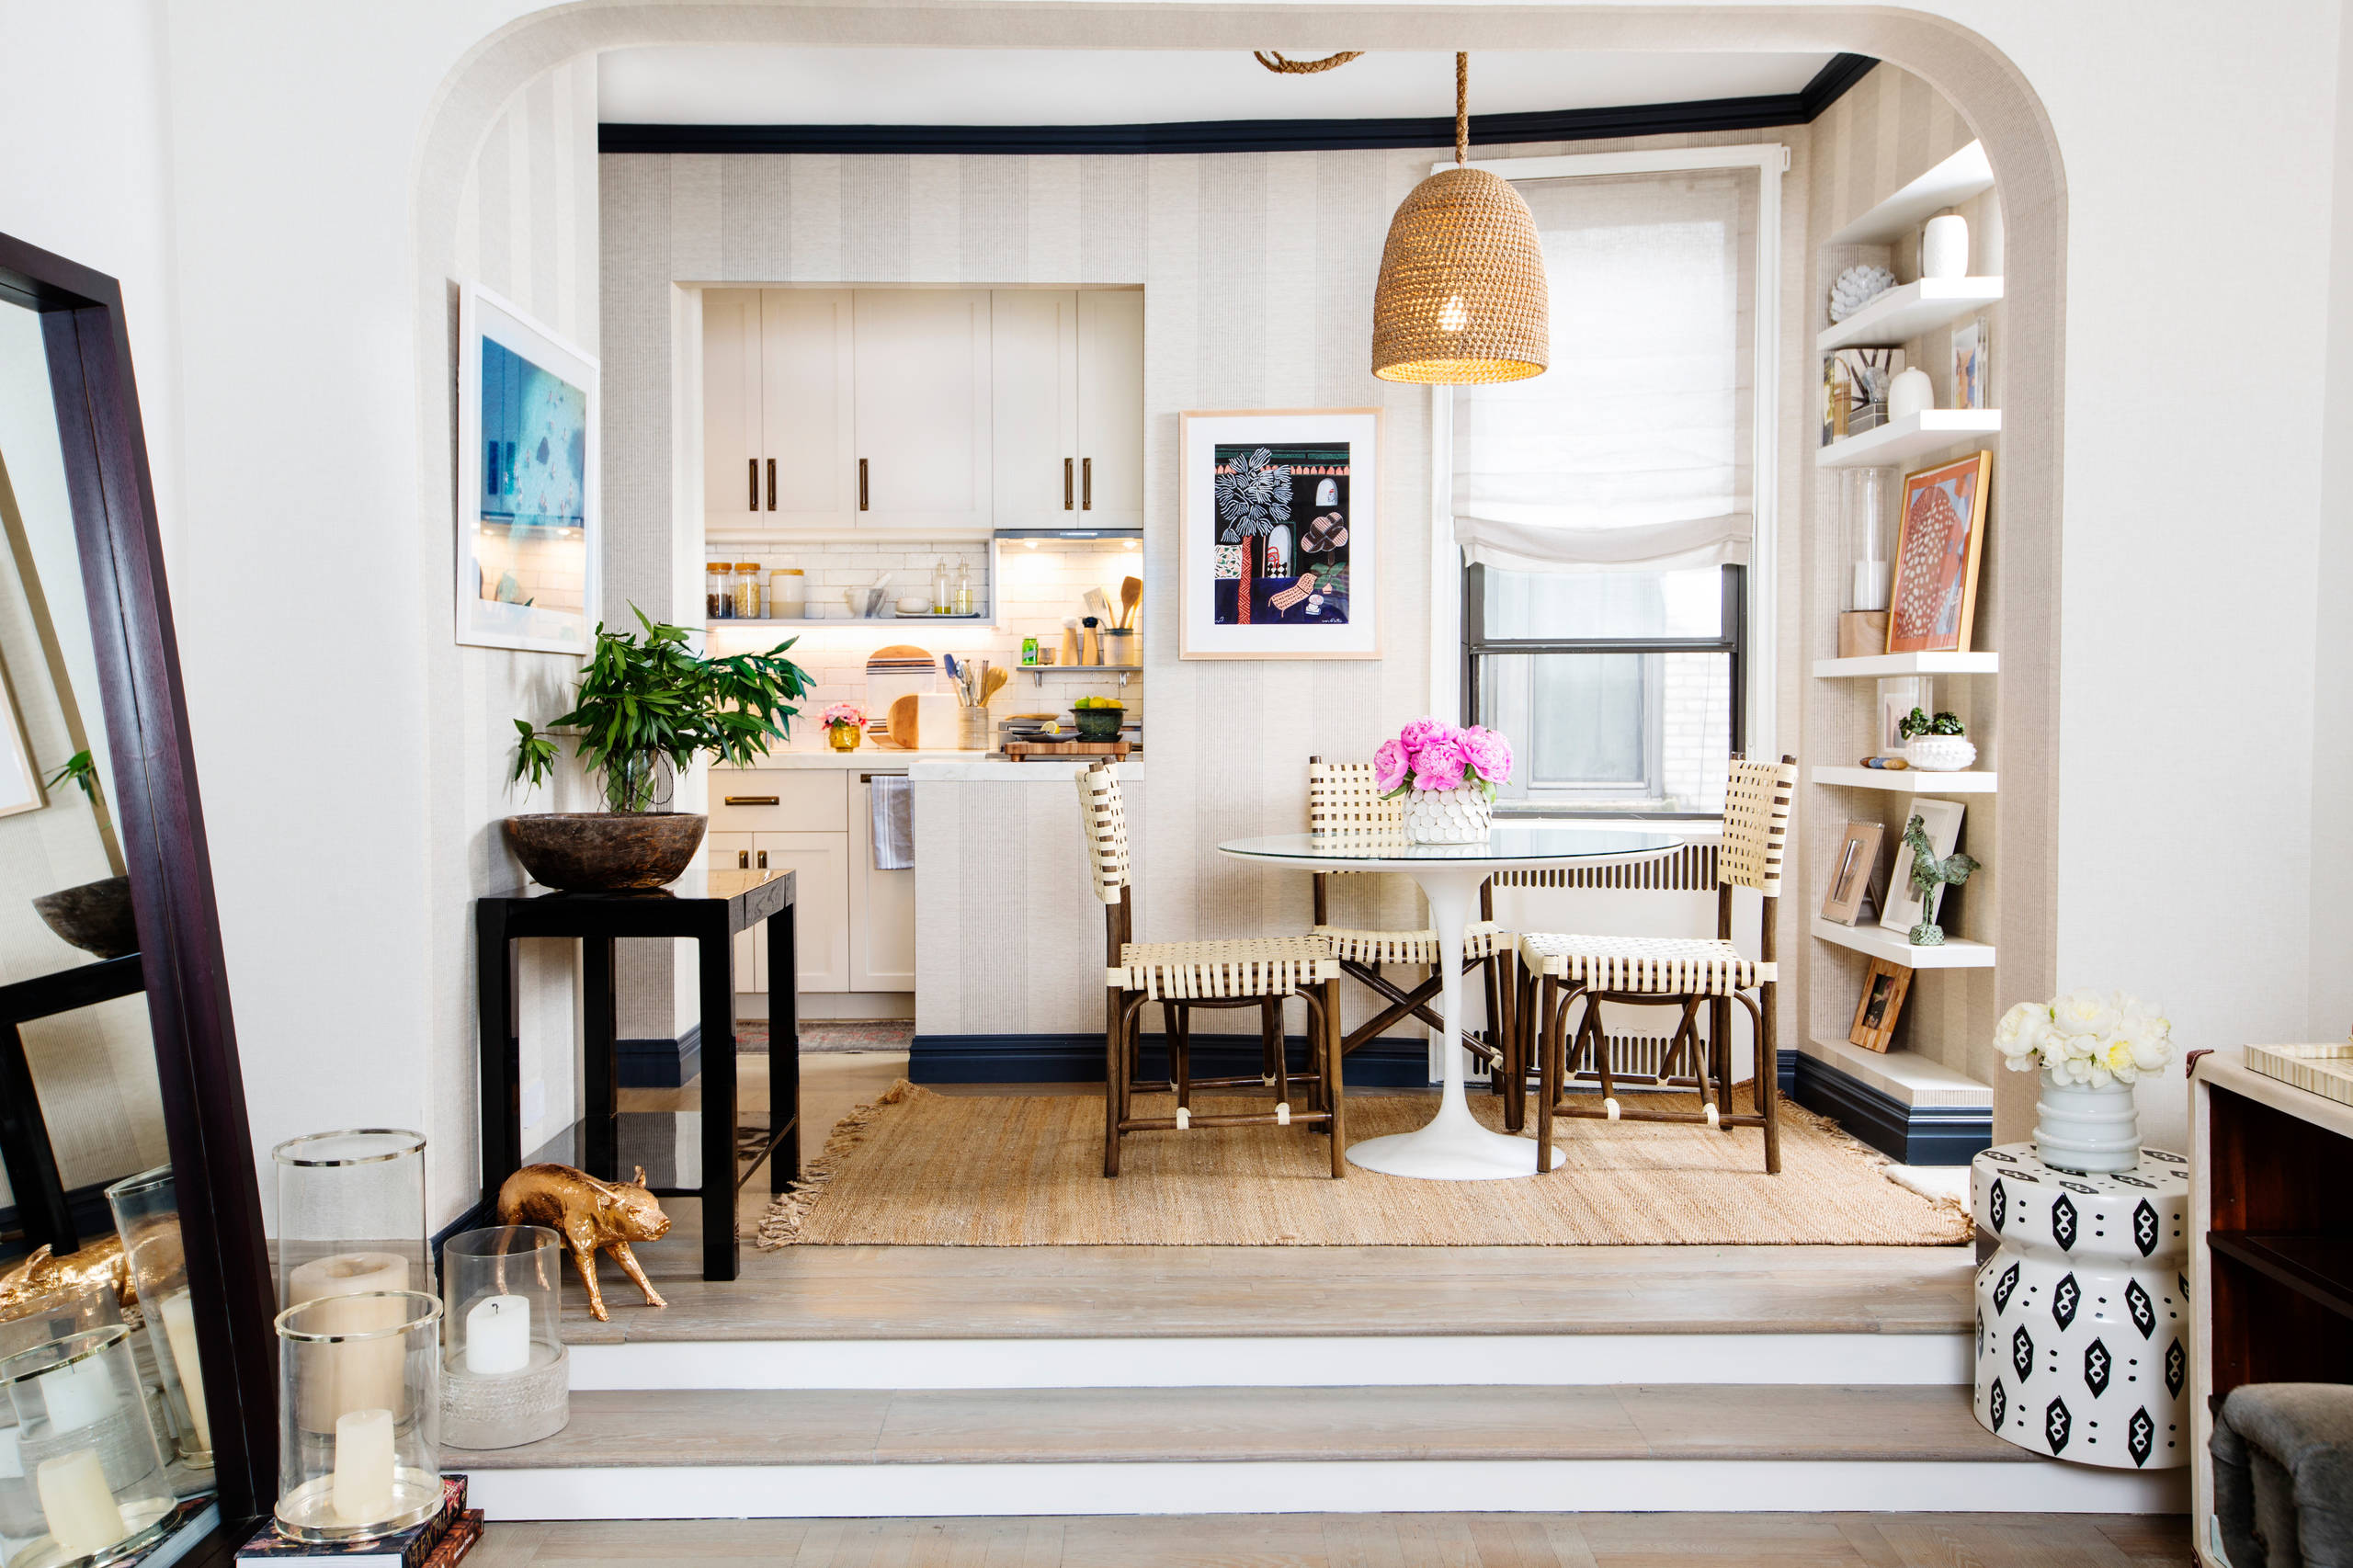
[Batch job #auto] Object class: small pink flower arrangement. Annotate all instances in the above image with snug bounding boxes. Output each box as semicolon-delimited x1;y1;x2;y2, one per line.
1373;718;1512;799
819;702;867;733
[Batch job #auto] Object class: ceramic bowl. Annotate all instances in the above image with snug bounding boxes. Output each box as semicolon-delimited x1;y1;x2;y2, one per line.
896;597;928;614
1905;735;1978;772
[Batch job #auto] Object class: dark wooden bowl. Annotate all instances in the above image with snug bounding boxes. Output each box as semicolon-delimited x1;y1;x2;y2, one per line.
31;875;139;958
503;813;708;892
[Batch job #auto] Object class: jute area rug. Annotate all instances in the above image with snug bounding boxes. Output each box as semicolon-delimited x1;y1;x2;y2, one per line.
756;1083;1969;1248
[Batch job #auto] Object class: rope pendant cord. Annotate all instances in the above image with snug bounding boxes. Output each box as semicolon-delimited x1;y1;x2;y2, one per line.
1253;50;1362;74
1456;51;1469;166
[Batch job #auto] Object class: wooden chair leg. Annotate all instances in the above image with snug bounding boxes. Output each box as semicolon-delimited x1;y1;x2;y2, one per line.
1266;998;1290;1111
1324;979;1347;1177
1174;1004;1192;1113
1536;974;1558;1173
1104;986;1125;1177
1500;952;1527;1133
1591;999;1617;1108
1759;981;1781;1175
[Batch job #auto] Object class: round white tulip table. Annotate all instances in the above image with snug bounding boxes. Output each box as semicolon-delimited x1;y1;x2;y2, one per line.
1217;826;1687;1181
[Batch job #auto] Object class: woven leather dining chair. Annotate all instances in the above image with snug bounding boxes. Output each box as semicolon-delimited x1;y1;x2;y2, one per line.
1305;758;1519;1123
1516;755;1797;1175
1078;761;1346;1178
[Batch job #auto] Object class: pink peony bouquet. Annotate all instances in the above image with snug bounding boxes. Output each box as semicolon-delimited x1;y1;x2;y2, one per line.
819;702;867;732
1373;718;1512;800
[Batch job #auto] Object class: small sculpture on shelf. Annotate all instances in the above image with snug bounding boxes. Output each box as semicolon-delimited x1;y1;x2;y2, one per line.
495;1164;670;1323
1901;812;1978;946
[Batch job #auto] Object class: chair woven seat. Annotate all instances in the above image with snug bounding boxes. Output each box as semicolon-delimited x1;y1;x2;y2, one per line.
1518;932;1771;996
1108;937;1340;1001
1314;923;1505;965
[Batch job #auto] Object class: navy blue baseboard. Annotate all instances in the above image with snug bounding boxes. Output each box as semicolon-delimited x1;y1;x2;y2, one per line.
1792;1051;1990;1166
618;1024;701;1089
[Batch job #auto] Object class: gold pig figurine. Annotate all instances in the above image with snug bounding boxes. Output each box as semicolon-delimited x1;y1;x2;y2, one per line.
0;1237;136;1319
495;1163;670;1323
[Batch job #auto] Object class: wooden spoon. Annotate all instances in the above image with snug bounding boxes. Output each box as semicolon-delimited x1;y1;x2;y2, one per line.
1119;575;1142;630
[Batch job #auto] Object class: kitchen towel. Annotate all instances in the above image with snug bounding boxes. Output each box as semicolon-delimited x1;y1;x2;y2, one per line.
870;774;914;870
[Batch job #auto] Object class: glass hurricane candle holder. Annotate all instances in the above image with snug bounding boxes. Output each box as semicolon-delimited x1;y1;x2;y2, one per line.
0;1290;126;1542
0;1325;177;1567
438;1226;568;1449
101;1165;210;1471
272;1131;430;1313
1842;466;1891;612
272;1290;441;1543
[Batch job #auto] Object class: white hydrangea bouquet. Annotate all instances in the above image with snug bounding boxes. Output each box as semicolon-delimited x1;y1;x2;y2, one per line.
1995;990;2174;1087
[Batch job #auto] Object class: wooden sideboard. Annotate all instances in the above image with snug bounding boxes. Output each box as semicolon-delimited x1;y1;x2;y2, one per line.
2189;1046;2353;1565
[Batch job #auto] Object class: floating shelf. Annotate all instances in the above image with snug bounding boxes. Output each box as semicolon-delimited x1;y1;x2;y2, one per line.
1812;917;1995;971
1816;410;2001;469
1818;278;2005;353
1830;142;1995;245
1813;651;1998;678
1801;1035;1992;1108
1812;766;1996;794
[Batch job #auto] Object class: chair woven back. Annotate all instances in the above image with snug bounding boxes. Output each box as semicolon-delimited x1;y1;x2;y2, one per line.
1074;762;1131;903
1717;755;1797;898
1307;759;1404;836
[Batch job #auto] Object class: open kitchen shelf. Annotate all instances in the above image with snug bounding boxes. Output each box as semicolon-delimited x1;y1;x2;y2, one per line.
1812;766;1997;794
1812;917;1995;971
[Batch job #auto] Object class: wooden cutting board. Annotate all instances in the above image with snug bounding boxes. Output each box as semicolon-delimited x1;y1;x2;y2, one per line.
1004;739;1130;762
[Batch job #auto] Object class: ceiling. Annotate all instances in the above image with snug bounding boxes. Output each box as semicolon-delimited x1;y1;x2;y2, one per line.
597;49;1839;128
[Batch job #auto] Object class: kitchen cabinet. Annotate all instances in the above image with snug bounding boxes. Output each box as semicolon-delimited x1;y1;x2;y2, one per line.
849;775;917;991
990;290;1144;530
710;770;915;1004
709;829;851;995
700;289;855;531
852;290;993;530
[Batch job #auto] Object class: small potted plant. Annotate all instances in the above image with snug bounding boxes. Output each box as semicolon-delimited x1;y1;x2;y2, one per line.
28;751;138;958
506;608;811;890
1898;707;1976;772
1072;696;1125;743
819;703;867;753
1373;719;1512;844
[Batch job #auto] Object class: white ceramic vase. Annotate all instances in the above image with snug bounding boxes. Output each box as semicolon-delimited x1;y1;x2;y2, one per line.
1904;734;1977;771
1889;367;1936;420
2032;1069;2142;1174
1922;213;1971;278
1402;785;1494;845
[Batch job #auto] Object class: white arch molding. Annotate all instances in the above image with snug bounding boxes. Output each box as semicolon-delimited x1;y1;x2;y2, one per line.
414;3;2065;1142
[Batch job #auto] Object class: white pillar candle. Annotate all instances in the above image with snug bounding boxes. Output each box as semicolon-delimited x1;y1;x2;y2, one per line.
156;1290;213;1450
38;1353;117;1435
36;1449;127;1556
329;1408;396;1526
463;1295;530;1376
288;1255;410;1430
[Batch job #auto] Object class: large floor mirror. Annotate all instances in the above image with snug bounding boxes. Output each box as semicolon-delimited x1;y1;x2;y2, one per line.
0;233;275;1565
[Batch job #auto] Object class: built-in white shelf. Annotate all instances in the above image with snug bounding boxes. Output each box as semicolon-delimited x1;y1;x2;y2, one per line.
1802;1035;1992;1108
1818;278;2005;353
1811;766;1996;794
1816;410;2001;469
1830;142;1995;245
1813;651;1998;678
1812;917;1995;971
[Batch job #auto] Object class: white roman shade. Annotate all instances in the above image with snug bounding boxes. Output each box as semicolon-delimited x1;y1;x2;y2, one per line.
1452;168;1756;574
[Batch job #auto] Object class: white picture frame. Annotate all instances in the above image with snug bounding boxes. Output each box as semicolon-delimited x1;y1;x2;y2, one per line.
1179;409;1381;660
0;658;42;821
1879;797;1965;935
456;282;599;653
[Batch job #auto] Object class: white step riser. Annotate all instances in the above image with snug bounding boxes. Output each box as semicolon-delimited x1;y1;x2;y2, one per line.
571;1334;1972;1392
474;1459;2187;1520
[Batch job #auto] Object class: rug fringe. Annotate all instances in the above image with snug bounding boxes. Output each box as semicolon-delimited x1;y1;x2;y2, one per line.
752;1079;929;1247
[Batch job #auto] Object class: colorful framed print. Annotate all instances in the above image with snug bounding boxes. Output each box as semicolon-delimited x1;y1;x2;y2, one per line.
1886;450;1991;654
1848;959;1913;1052
1179;409;1380;659
456;283;598;653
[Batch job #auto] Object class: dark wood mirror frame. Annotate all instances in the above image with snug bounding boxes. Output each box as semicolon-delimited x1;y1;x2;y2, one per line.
0;230;277;1544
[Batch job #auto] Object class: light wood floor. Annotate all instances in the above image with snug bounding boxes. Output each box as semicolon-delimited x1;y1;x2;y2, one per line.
470;1511;2191;1567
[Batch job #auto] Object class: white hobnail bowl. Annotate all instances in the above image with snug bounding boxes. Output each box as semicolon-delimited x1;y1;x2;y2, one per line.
1905;734;1978;772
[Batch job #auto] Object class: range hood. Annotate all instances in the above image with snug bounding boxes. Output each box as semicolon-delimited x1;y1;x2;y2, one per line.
993;527;1142;541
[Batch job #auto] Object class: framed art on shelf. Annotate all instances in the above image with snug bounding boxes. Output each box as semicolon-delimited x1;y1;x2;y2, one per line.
1849;958;1913;1052
1880;797;1966;935
0;653;40;820
1820;821;1884;926
456;282;598;653
1886;450;1991;655
1179;409;1381;659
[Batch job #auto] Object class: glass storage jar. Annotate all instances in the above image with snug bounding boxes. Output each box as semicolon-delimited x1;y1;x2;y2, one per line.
0;1325;178;1566
272;1291;442;1542
767;567;806;620
706;562;730;619
733;563;763;620
102;1165;210;1470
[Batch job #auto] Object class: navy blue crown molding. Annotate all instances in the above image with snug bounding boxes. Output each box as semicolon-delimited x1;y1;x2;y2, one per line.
1792;1051;1992;1168
600;53;1877;158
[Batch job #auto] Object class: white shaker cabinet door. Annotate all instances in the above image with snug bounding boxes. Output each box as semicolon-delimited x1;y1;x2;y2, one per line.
1076;289;1145;529
847;777;917;992
753;831;852;994
853;290;994;530
759;290;857;528
701;290;765;530
704;831;765;994
989;290;1079;530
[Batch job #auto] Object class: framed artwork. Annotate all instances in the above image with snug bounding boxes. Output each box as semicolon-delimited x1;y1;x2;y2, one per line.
1880;797;1965;935
1848;959;1913;1052
456;282;598;653
1820;821;1884;926
1875;676;1934;757
1179;409;1380;659
0;654;41;820
1886;450;1991;654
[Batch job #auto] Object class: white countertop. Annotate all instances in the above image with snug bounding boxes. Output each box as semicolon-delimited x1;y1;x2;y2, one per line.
716;749;1140;778
717;748;972;770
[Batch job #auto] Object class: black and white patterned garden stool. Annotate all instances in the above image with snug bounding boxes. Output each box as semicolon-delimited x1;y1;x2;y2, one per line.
1971;1142;2191;1469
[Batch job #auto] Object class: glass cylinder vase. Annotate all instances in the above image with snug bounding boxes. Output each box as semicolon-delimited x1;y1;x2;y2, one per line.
0;1325;178;1567
1842;467;1891;611
438;1226;568;1449
0;1290;126;1542
272;1290;441;1542
101;1165;210;1471
272;1131;430;1313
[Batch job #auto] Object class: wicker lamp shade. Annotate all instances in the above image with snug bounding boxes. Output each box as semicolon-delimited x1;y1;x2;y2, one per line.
1370;165;1550;383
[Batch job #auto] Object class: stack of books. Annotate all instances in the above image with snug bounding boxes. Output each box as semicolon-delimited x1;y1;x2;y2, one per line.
235;1476;482;1567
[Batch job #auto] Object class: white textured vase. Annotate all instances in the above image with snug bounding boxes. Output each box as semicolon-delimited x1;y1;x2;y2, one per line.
1922;213;1971;278
2032;1070;2142;1174
1905;734;1978;771
1889;367;1936;420
1402;785;1494;845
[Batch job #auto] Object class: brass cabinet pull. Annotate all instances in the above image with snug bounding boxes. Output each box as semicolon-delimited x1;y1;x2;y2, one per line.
747;457;758;511
1083;457;1093;510
858;773;908;783
722;795;780;806
767;458;777;510
756;849;769;869
858;459;870;511
1063;457;1074;510
737;850;750;869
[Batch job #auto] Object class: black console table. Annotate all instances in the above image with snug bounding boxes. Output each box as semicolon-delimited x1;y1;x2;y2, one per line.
476;869;797;1281
0;953;143;1256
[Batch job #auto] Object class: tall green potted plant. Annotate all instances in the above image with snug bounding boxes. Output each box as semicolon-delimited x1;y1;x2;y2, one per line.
505;608;810;890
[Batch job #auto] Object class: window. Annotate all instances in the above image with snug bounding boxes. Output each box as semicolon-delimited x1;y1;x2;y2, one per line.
1449;158;1768;817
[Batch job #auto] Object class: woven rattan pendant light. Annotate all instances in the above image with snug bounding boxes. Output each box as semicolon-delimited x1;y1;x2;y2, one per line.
1370;54;1550;383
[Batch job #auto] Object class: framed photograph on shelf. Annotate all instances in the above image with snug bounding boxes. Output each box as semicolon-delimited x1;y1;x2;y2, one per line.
1179;409;1380;659
1876;676;1934;758
1952;315;1991;411
1880;797;1966;935
1820;821;1885;926
0;653;40;820
456;282;598;653
1886;450;1991;655
1848;959;1914;1052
